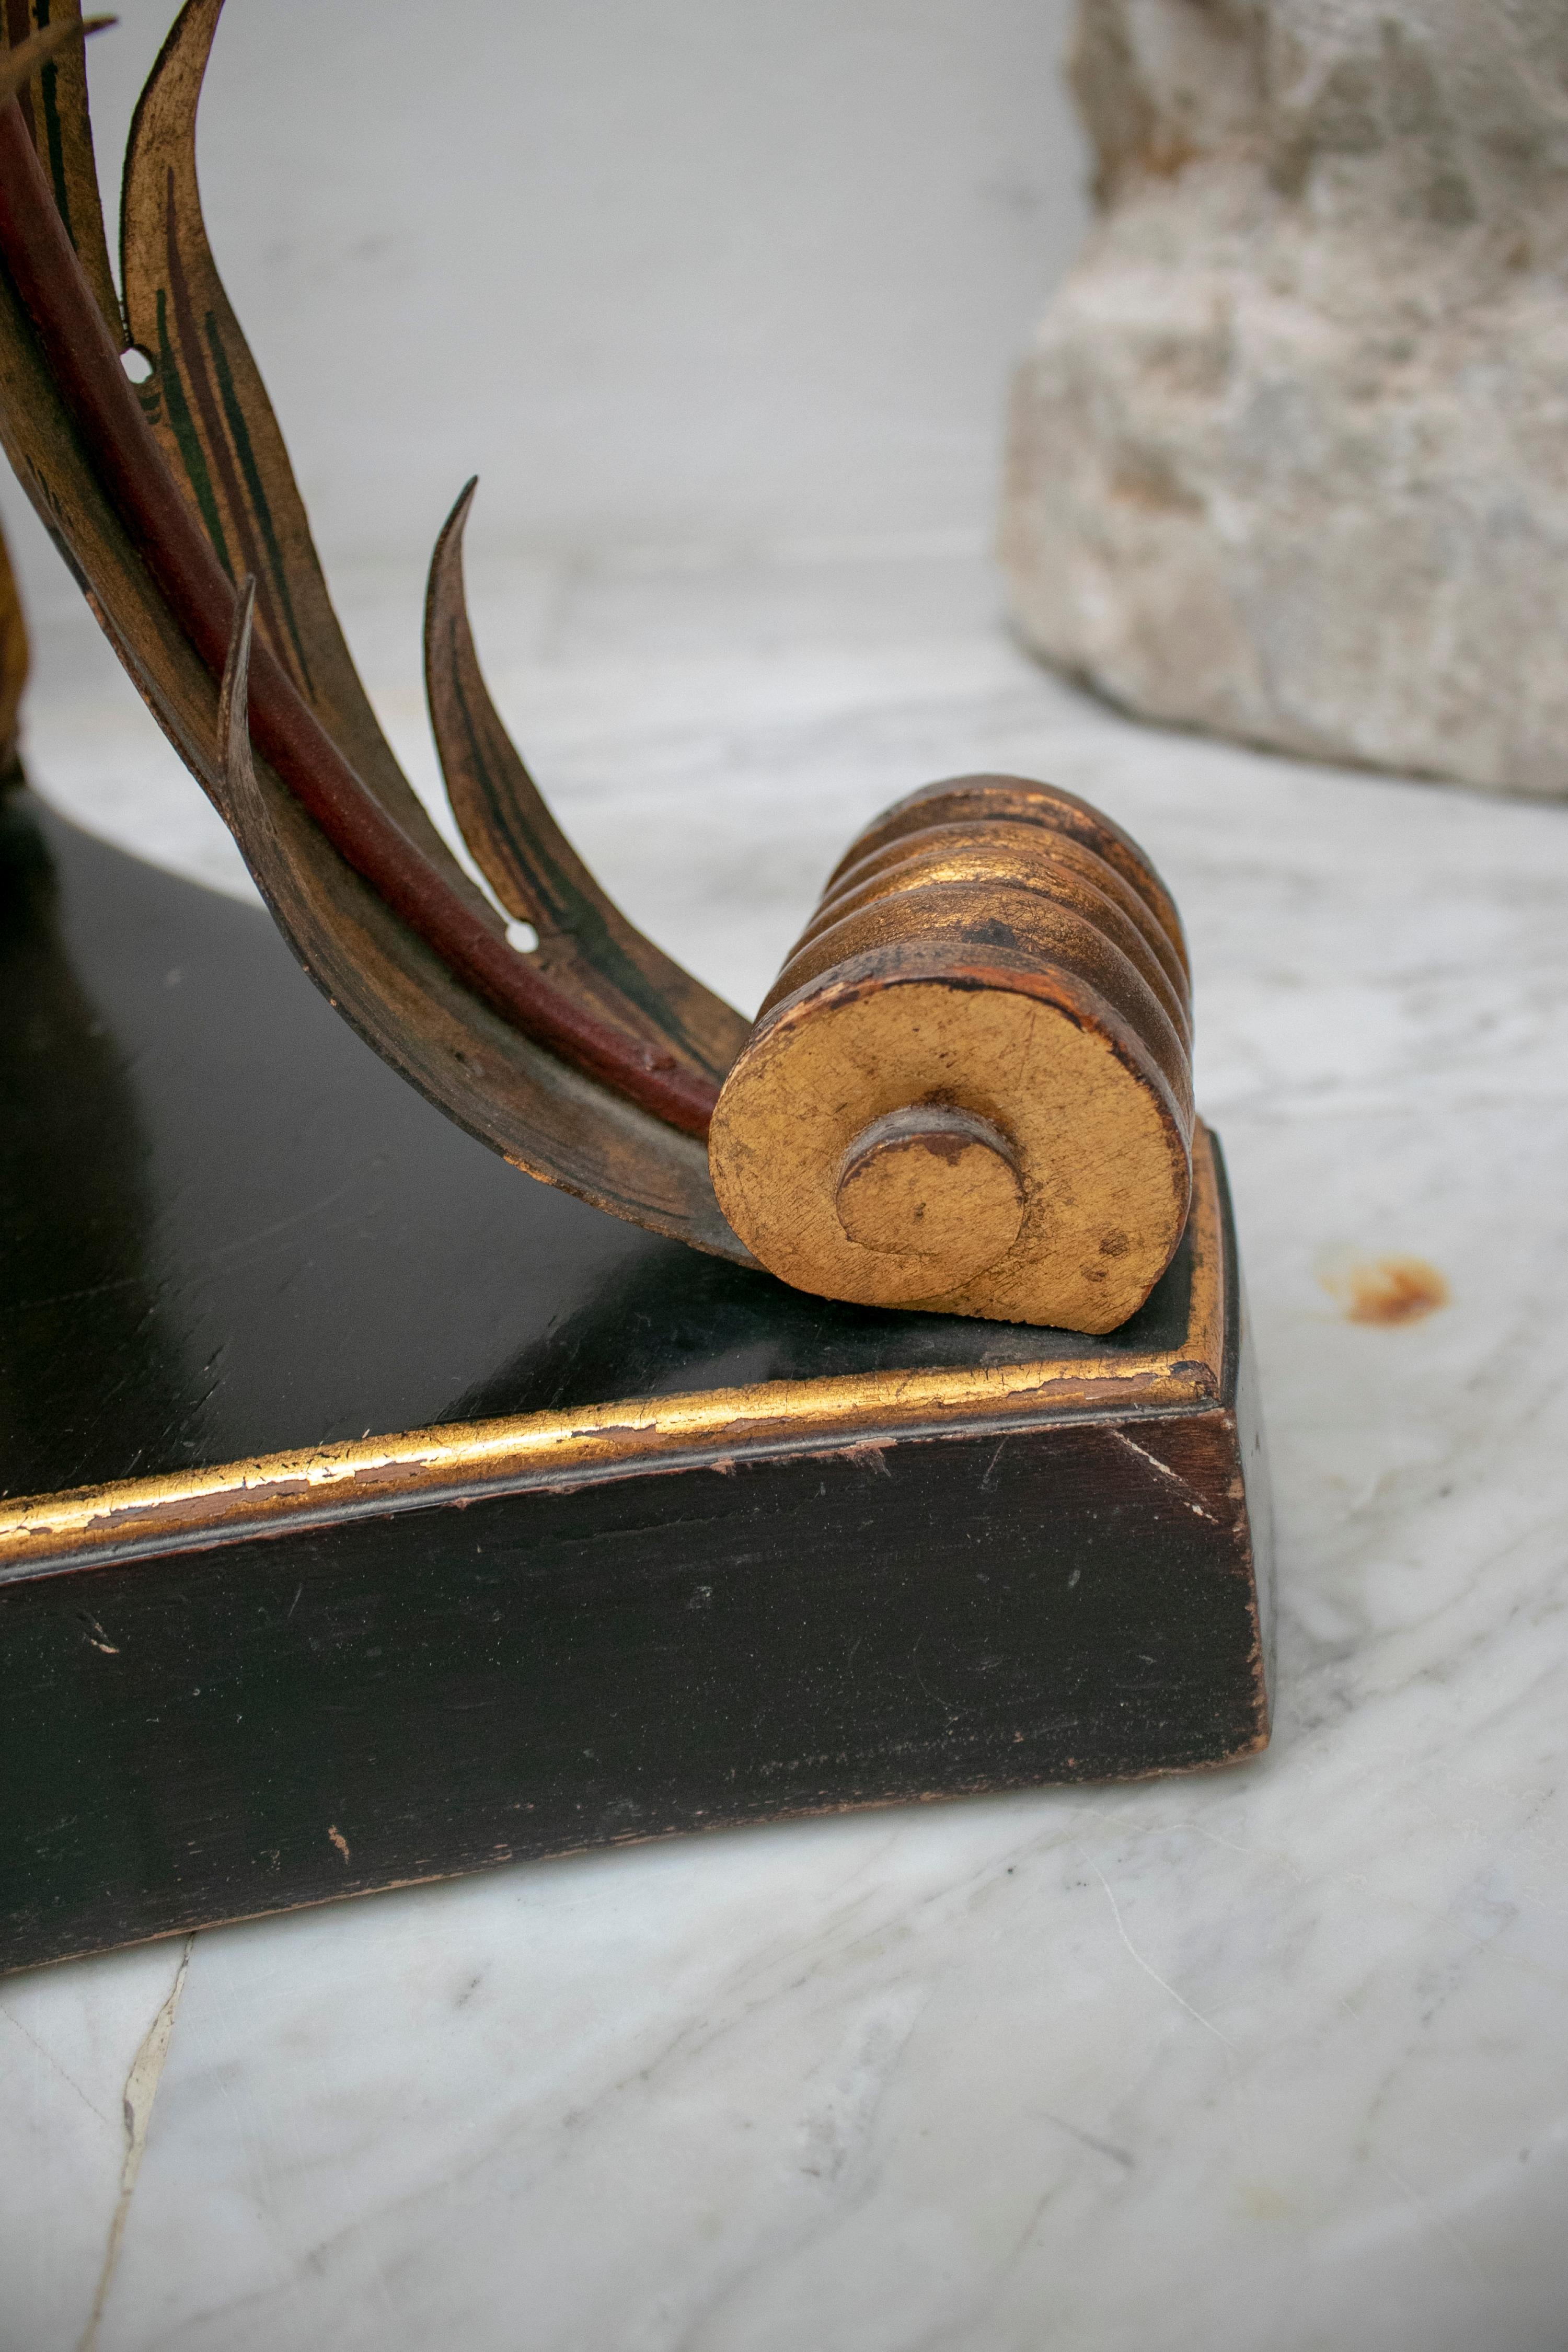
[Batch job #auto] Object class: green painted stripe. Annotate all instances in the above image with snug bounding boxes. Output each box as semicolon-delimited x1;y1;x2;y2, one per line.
201;310;313;695
447;645;723;1079
30;2;76;252
37;71;73;248
155;285;233;581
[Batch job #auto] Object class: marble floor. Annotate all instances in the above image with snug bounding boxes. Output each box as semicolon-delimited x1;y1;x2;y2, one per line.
6;544;1568;2352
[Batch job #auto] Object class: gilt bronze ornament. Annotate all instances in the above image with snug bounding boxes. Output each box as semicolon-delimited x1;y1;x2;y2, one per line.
0;4;1271;1973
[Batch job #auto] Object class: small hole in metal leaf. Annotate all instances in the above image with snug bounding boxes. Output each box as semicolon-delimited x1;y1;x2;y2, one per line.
121;345;154;385
505;919;539;954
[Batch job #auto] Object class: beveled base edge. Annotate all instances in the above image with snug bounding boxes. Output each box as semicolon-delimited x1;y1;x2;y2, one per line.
1;1127;1227;1585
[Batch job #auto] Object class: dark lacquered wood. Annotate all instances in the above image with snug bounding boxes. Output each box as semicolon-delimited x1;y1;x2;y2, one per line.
3;1403;1270;1974
0;803;1272;1974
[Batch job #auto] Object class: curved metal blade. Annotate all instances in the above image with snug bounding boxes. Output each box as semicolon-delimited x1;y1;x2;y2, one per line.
0;220;746;1254
0;15;752;1236
119;0;494;920
0;5;121;344
425;480;751;1091
216;582;750;1258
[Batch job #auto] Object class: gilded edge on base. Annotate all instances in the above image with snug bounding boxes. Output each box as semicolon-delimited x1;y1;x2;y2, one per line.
0;1130;1226;1587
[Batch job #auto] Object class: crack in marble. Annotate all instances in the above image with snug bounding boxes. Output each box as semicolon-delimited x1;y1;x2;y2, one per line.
1082;1852;1238;2052
76;1939;193;2352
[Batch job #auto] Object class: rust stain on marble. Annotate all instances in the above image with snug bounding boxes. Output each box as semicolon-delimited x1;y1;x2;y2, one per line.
1324;1254;1450;1326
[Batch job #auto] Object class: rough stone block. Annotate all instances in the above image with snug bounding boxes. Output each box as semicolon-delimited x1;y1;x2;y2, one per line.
1001;0;1568;795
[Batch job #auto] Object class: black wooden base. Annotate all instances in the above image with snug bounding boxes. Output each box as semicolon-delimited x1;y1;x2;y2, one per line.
0;794;1273;1974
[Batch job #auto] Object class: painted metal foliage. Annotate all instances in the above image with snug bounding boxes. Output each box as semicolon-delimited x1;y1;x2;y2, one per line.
0;1;754;1261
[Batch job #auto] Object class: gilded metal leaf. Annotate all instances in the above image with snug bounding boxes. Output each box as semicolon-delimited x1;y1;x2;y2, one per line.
118;0;495;913
0;9;747;1232
425;480;750;1092
217;582;749;1258
0;3;121;344
0;217;745;1252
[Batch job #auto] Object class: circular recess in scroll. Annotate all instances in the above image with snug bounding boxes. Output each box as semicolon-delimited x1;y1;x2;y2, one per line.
708;965;1191;1331
834;1105;1024;1272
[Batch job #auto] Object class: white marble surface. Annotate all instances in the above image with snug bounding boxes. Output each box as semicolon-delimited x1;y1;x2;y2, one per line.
6;548;1568;2352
